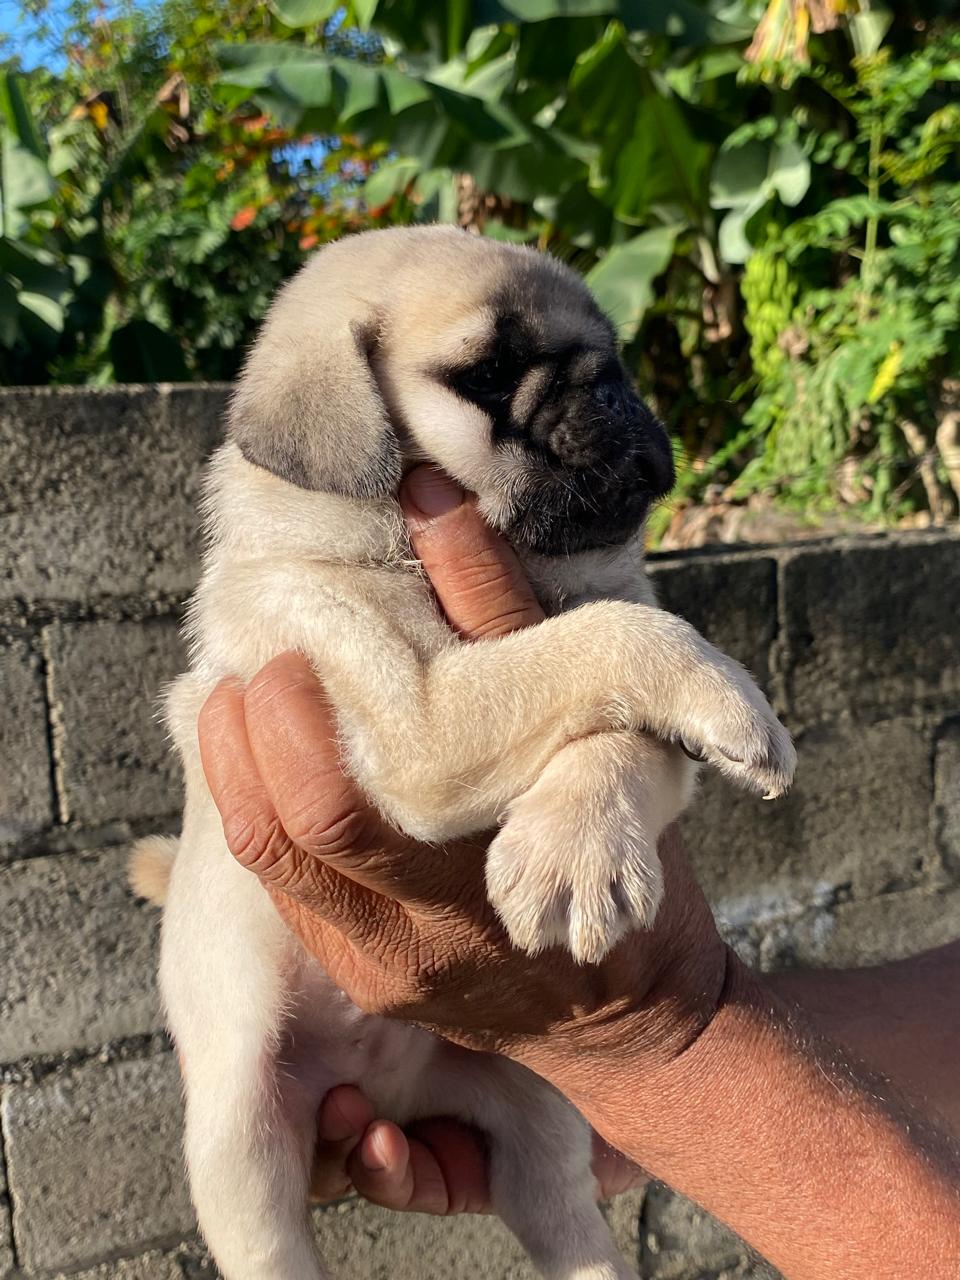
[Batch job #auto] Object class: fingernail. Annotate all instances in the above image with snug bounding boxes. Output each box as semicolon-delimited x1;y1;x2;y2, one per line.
401;466;464;520
360;1128;389;1173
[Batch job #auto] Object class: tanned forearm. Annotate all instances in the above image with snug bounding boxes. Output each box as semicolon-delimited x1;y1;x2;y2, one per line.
520;956;960;1280
767;941;960;1138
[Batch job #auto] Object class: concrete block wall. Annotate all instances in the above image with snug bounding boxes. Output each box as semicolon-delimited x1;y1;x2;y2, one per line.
0;385;958;1279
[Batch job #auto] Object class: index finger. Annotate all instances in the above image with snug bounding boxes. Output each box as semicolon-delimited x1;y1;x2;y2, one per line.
400;466;545;640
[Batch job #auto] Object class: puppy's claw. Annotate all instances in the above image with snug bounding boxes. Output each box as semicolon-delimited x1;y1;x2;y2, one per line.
687;696;796;802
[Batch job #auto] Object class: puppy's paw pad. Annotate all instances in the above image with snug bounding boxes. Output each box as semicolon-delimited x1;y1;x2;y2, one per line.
486;801;663;965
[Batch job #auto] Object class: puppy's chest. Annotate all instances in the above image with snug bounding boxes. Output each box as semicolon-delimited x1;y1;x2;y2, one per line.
519;548;655;614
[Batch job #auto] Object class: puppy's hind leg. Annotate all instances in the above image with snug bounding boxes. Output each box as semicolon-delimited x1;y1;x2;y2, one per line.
442;1057;638;1280
486;731;694;965
183;1045;328;1280
162;826;329;1280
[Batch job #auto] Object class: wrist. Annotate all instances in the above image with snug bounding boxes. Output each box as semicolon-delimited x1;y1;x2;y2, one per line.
507;934;738;1088
514;956;960;1280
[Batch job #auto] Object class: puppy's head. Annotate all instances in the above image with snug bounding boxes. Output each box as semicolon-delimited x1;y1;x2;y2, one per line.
231;226;673;555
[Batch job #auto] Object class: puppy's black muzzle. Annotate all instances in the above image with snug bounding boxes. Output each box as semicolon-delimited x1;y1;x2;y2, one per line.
510;382;674;556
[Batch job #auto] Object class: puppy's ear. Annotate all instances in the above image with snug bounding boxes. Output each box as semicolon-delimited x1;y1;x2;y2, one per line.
229;307;401;499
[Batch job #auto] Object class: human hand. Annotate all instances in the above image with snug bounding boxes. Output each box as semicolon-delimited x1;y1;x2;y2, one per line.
309;1083;647;1212
198;464;730;1074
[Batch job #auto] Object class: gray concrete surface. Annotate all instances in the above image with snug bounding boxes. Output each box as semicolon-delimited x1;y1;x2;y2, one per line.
0;638;54;848
0;846;162;1060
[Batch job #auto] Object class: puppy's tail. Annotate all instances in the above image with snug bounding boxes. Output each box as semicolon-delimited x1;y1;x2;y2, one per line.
128;834;179;906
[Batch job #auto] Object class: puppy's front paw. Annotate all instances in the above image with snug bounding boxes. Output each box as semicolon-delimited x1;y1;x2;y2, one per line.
680;662;796;800
486;788;664;966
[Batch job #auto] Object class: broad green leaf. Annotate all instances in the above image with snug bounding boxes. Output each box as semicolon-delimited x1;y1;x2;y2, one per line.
711;138;810;227
382;67;433;113
769;140;810;208
586;224;680;340
0;74;45;157
333;62;382;119
619;0;747;44
386;106;449;168
269;63;335;108
268;0;338;27
477;0;746;43
2;142;56;218
411;167;454;201
467;132;580;203
465;25;506;64
608;93;711;224
718;195;766;264
569;22;624;92
710;142;767;210
364;157;420;206
349;0;380;29
429;51;516;103
249;89;308;131
480;0;616;20
481;220;539;241
216;41;328;75
18;290;65;333
431;83;525;144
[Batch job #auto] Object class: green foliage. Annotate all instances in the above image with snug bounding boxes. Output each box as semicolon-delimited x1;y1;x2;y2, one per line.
2;0;399;382
735;28;960;520
3;0;960;528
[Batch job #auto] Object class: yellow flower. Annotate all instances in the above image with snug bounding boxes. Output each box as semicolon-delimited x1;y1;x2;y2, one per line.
868;341;902;404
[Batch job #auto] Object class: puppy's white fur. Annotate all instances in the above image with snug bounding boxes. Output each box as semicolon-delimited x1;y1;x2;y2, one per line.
142;227;795;1280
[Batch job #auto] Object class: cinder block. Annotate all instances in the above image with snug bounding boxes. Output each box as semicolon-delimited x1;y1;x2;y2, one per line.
0;385;225;606
52;1248;187;1279
683;717;937;919
650;553;778;691
641;1183;780;1279
0;845;162;1062
3;1054;193;1273
310;1186;645;1278
782;535;960;725
935;718;960;878
0;636;54;850
759;884;960;971
46;618;186;826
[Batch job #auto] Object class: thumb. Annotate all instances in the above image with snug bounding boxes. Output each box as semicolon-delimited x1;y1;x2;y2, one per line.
401;466;545;640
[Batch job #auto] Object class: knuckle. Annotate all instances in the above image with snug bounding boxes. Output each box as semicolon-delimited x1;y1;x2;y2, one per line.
440;550;537;635
222;804;292;877
284;799;380;858
243;656;315;718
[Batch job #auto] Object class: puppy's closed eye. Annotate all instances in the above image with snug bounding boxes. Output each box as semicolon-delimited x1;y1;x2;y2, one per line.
452;353;525;406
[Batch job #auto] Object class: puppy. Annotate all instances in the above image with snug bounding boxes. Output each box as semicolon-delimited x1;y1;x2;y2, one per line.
133;226;794;1280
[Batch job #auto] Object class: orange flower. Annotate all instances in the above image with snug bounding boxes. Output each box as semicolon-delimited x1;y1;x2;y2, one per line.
299;234;319;250
231;206;257;231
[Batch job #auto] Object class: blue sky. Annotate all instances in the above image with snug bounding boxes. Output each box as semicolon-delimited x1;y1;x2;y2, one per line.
1;0;81;71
